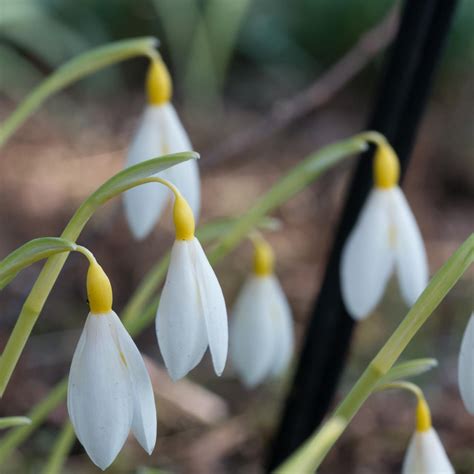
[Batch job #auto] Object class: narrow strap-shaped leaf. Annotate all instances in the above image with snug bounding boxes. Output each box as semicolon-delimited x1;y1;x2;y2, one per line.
377;358;438;386
0;238;76;290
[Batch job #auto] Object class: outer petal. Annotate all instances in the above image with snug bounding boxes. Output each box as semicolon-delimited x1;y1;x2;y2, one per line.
67;312;133;470
340;189;395;319
230;276;277;387
266;275;294;377
459;313;474;414
109;312;157;453
156;240;208;380
123;105;171;240
391;187;428;306
402;428;454;474
160;104;201;221
190;238;228;376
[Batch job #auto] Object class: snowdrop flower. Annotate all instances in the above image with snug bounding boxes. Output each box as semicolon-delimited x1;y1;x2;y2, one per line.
402;397;454;474
458;312;474;414
230;238;294;387
341;140;428;320
68;253;156;470
123;58;200;240
155;188;228;380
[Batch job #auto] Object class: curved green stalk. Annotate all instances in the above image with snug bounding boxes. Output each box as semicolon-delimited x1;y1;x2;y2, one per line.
0;152;198;396
275;233;474;473
0;37;158;147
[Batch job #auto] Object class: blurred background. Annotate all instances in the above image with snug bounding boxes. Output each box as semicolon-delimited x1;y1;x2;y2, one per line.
0;0;473;472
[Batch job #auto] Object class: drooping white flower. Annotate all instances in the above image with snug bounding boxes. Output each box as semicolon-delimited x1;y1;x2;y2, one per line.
341;141;428;320
155;194;228;380
458;312;474;414
123;59;200;240
68;261;156;470
230;239;294;387
402;396;454;474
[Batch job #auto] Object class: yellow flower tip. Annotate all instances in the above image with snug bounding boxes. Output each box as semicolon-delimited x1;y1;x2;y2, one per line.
146;59;172;105
373;142;400;189
253;240;274;276
416;397;432;432
173;194;195;241
87;262;113;314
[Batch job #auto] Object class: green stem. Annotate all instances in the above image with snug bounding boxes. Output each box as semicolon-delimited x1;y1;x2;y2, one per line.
0;37;158;148
375;381;423;400
276;233;474;472
42;422;75;474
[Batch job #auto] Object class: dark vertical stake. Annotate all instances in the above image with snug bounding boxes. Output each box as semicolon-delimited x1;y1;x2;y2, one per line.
268;0;459;469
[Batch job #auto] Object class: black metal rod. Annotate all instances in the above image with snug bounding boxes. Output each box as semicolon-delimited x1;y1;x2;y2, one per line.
268;0;459;468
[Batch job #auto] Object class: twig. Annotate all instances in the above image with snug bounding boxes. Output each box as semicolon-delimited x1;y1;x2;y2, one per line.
205;6;399;166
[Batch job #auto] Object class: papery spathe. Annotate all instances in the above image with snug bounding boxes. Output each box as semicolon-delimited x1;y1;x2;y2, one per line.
230;274;294;387
123;103;200;240
155;237;228;380
68;311;156;470
341;187;428;320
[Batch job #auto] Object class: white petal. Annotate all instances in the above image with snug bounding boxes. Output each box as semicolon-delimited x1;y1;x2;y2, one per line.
459;313;474;414
340;189;395;319
160;104;200;221
402;428;454;474
123;105;171;240
230;276;277;387
390;187;429;306
266;275;294;377
67;312;133;470
109;312;157;454
190;238;228;376
156;240;208;380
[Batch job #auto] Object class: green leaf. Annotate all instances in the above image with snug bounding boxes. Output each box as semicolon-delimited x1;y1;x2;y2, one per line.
86;152;199;207
0;36;158;147
377;358;438;386
0;417;31;430
0;238;76;289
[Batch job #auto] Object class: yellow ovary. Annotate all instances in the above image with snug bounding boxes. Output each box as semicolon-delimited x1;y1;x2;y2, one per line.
87;262;113;314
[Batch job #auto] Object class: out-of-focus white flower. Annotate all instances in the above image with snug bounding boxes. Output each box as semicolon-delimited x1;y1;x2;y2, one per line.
123;59;200;240
68;261;156;470
341;141;428;320
230;239;294;387
155;194;228;381
458;312;474;414
402;398;454;474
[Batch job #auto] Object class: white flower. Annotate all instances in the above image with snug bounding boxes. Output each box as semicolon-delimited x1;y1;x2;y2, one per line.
123;60;200;240
230;274;294;387
402;428;454;474
68;261;156;470
458;312;474;414
155;237;228;381
340;142;428;320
